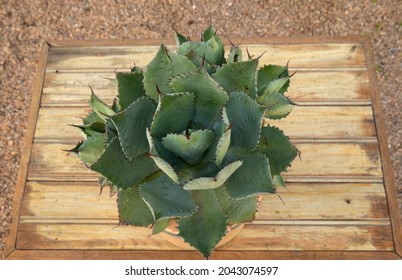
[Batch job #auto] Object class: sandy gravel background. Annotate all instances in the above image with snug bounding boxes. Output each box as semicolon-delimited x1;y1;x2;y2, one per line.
0;0;401;253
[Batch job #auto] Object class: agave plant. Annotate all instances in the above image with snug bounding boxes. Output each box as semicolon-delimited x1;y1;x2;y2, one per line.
69;26;298;258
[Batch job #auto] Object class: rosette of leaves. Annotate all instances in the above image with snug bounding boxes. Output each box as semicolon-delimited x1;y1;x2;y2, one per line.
69;26;298;258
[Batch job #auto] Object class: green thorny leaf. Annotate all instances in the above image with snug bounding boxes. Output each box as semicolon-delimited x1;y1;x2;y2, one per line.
223;148;275;199
162;129;215;165
146;128;180;183
71;121;105;138
139;174;198;221
118;187;154;227
215;107;231;167
257;84;294;120
201;25;226;66
257;125;298;176
116;67;146;110
227;44;242;63
170;67;228;129
257;64;290;96
143;44;197;101
91;137;158;190
215;185;258;224
173;27;189;46
226;91;264;150
110;96;156;160
151;92;195;140
212;59;258;99
88;88;115;121
183;161;242;190
256;68;293;120
177;34;225;72
83;110;104;125
68;133;106;166
178;190;227;258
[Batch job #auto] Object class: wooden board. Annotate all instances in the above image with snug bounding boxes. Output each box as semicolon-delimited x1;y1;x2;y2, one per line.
34;106;377;140
20;182;389;221
3;37;401;260
41;70;371;106
46;43;366;70
26;142;383;181
16;224;393;251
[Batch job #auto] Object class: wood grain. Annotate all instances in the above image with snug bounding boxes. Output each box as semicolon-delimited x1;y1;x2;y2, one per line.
33;106;376;140
16;223;393;251
26;142;383;181
41;71;370;106
46;43;366;70
20;182;389;221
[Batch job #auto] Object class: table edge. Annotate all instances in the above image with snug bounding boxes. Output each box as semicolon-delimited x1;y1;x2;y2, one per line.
47;36;366;48
4;249;401;260
2;43;50;259
363;39;402;256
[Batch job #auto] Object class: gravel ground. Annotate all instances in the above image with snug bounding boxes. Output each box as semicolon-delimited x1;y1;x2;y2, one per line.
0;0;401;253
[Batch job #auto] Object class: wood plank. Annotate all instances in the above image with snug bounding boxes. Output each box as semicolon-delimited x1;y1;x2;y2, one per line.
6;249;401;260
16;223;394;251
268;105;376;138
20;182;389;221
40;70;370;106
3;43;50;258
33;106;377;140
223;224;394;251
26;142;383;181
46;43;366;70
364;39;402;256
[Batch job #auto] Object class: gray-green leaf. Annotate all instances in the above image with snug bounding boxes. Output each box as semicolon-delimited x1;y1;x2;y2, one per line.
257;64;290;96
162;130;215;165
183;160;242;190
139;174;198;220
215;186;258;224
116;68;146;110
226;91;264;150
118;188;154;226
223;148;275;198
70;133;106;166
212;60;258;99
170;68;228;129
143;44;196;101
151;92;194;140
89;89;115;121
110;96;156;160
91;137;158;190
178;190;227;257
257;125;298;176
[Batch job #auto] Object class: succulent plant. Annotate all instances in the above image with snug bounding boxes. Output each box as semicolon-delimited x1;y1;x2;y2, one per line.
69;26;298;258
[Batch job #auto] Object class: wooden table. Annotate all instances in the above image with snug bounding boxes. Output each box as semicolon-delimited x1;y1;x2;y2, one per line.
3;37;402;259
